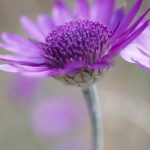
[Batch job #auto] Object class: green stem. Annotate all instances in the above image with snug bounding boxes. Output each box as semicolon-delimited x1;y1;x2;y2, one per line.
82;84;103;150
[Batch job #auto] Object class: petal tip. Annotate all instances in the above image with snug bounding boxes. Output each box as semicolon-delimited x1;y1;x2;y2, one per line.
19;16;30;24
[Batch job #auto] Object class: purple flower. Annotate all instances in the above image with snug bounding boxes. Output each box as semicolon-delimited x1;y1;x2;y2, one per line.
0;0;149;86
30;96;86;137
8;74;38;102
120;23;150;71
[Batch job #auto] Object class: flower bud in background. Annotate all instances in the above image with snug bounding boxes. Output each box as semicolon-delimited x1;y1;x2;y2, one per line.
120;23;150;72
30;95;87;138
8;74;38;102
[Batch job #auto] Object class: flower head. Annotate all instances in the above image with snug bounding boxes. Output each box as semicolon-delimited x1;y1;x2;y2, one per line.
120;23;150;71
0;0;149;86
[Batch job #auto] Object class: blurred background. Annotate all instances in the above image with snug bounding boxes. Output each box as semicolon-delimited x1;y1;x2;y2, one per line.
0;0;150;150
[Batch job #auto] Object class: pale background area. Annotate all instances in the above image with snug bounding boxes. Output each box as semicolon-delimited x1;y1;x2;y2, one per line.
0;0;150;150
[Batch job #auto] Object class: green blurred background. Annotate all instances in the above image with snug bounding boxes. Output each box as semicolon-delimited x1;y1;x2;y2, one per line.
0;0;150;150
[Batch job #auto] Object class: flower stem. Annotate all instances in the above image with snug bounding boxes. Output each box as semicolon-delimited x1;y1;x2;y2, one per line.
82;84;103;150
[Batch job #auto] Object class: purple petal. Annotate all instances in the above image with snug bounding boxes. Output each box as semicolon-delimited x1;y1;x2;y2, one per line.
22;69;64;78
0;32;43;56
64;61;85;74
91;0;115;24
133;58;150;71
109;20;149;57
75;0;90;19
120;44;142;63
0;54;45;66
0;64;19;73
52;0;73;25
89;57;114;70
13;64;49;72
20;16;45;41
112;0;143;40
88;63;112;70
120;23;150;63
0;64;48;73
135;25;150;56
37;14;55;36
119;8;150;41
1;32;31;45
110;6;125;30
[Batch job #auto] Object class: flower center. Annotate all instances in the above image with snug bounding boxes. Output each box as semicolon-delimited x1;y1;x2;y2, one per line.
43;20;112;68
